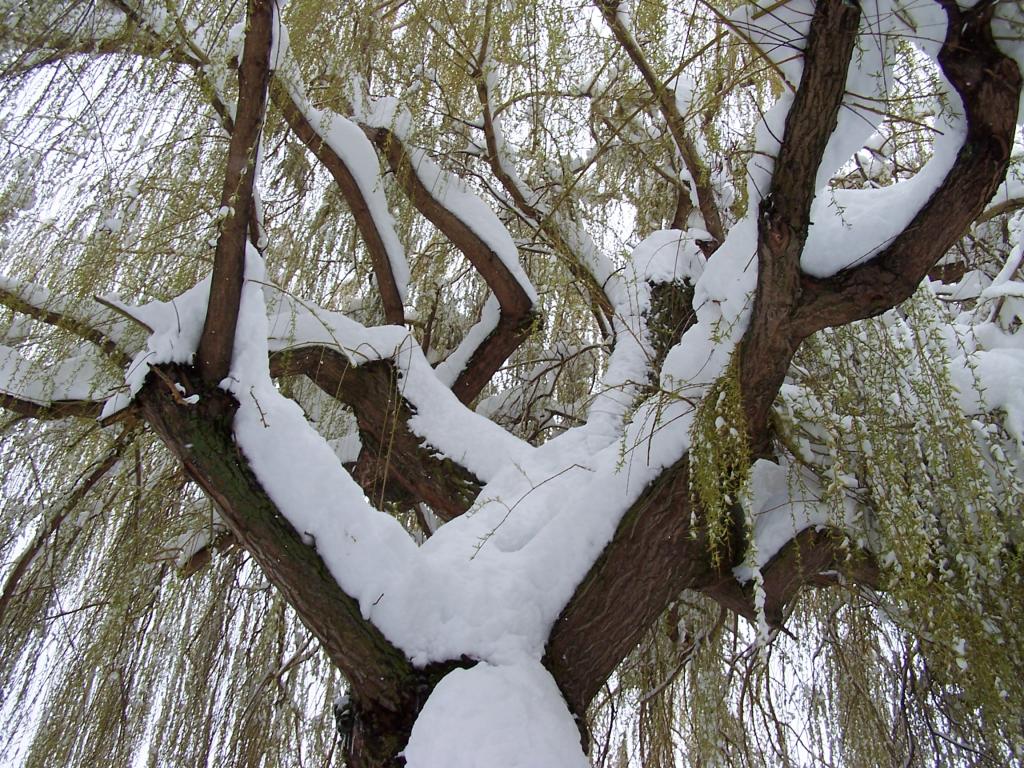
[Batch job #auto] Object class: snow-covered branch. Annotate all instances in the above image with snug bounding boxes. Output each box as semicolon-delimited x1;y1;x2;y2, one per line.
357;108;538;402
0;276;134;367
793;3;1021;332
270;82;410;326
473;64;618;322
269;347;484;520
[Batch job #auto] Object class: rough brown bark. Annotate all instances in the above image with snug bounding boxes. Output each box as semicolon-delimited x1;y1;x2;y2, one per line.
548;0;862;720
702;528;880;629
794;0;1022;334
139;365;416;709
545;457;739;724
138;364;471;767
7;2;1019;762
646;280;698;376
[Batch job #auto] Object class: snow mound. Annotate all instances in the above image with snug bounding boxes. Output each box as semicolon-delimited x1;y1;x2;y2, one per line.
404;661;590;768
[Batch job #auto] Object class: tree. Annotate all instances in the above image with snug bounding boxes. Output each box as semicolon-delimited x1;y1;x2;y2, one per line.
1;0;1023;765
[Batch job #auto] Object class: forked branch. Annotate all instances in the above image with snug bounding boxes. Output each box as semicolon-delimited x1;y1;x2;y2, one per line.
794;0;1022;334
360;122;537;402
138;366;420;712
739;0;861;454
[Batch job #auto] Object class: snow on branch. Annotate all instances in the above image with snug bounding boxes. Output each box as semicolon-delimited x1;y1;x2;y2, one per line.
0;276;135;367
0;342;114;421
356;99;538;402
473;61;617;322
738;0;862;452
794;0;1022;332
263;287;532;483
270;72;410;325
0;390;104;421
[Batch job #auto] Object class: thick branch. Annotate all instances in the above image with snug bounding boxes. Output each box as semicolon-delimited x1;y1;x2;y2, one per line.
196;0;273;384
546;463;880;725
793;2;1021;334
109;0;272;250
550;0;948;721
269;347;482;519
549;3;1020;721
364;124;534;314
545;457;732;719
702;528;880;629
138;365;418;711
739;0;861;456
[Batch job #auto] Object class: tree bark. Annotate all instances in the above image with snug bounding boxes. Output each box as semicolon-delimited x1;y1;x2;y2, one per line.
197;0;273;384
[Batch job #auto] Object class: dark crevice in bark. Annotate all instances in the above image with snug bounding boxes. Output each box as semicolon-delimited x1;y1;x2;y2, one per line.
344;656;474;768
646;279;697;377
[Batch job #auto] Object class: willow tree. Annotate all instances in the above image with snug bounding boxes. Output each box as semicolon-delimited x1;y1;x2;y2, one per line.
1;0;1023;765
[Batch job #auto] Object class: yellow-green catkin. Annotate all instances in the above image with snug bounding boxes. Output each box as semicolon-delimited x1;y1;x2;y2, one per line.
689;355;749;564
